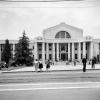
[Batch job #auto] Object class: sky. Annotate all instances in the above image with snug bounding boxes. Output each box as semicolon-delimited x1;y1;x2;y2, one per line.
0;0;100;40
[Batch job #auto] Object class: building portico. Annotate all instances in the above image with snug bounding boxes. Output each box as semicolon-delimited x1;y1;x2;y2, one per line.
34;41;94;63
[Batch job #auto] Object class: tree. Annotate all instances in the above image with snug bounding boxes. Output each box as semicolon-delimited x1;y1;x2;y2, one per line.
14;31;33;66
1;39;11;67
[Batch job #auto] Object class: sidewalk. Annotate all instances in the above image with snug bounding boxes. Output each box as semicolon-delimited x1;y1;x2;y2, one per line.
1;64;100;73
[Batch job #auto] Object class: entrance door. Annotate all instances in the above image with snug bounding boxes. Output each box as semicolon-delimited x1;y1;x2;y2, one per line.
61;53;66;61
61;53;68;61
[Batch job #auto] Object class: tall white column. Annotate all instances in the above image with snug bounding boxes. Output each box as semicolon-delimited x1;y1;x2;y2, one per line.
42;42;45;63
90;42;93;59
13;44;15;57
46;43;49;60
34;42;38;60
83;42;86;58
57;43;59;61
52;43;55;62
78;42;81;61
72;43;74;61
68;43;70;60
0;44;1;61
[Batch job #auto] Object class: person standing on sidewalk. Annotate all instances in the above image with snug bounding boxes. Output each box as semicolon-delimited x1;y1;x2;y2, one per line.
46;60;50;71
92;57;96;69
34;59;38;72
39;60;43;72
74;60;76;66
82;57;87;72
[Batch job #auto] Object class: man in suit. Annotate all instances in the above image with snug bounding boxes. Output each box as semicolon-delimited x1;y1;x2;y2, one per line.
82;57;87;72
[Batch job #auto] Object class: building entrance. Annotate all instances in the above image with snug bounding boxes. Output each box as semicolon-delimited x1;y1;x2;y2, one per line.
61;53;68;61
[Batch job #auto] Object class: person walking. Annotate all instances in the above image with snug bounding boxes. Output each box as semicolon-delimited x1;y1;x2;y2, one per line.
34;59;38;72
82;57;87;72
92;57;96;69
46;60;50;71
74;60;76;66
39;60;43;72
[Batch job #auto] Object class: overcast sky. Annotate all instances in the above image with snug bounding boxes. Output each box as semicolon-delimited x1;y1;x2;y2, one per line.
0;0;100;40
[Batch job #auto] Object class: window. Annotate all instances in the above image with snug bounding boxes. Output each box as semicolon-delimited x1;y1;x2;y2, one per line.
75;54;77;59
55;31;71;38
49;54;52;60
81;54;83;59
38;43;42;51
49;44;52;51
74;43;77;50
81;43;83;50
39;54;42;60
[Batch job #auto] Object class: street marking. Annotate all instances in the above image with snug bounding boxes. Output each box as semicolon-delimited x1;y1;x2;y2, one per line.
0;82;100;86
0;86;100;91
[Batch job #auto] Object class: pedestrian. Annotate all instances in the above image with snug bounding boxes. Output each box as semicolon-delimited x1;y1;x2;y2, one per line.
39;60;43;72
34;59;38;72
89;59;91;65
92;57;96;69
82;57;87;72
46;60;50;71
74;60;76;66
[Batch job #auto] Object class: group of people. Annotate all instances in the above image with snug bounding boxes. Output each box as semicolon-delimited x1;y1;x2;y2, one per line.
34;57;96;72
34;59;51;72
82;57;96;72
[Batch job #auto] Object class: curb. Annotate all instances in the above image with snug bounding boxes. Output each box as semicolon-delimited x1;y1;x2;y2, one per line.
1;68;100;74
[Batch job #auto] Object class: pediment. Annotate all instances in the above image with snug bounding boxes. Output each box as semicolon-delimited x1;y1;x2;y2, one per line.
43;22;83;39
44;22;83;33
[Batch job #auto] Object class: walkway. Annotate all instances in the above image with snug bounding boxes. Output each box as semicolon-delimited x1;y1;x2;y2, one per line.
1;63;100;73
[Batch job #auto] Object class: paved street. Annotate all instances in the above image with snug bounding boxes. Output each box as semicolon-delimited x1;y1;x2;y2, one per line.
0;82;100;100
1;70;100;83
0;65;100;100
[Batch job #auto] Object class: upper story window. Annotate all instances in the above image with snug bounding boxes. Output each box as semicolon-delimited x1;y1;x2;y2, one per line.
55;31;71;39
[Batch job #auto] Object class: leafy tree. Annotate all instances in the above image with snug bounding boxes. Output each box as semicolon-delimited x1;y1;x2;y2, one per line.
1;39;11;67
14;31;33;66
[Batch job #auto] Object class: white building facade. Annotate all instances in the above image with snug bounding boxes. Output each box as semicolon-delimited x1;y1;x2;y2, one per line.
0;22;100;63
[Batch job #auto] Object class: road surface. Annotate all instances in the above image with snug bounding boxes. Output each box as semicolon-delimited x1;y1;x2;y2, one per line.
0;82;100;100
0;70;100;83
0;70;100;100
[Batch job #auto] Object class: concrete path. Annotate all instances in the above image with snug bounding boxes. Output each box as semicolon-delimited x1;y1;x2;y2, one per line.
1;64;100;73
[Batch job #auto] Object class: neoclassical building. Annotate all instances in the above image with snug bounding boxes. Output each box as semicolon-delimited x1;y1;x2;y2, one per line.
0;22;100;63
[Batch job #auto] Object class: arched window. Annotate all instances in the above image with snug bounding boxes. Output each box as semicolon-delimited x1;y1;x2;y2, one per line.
55;31;71;38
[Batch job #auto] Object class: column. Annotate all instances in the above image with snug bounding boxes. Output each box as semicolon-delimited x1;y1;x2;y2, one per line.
42;42;45;63
72;43;74;61
34;42;38;60
68;43;70;60
46;43;49;60
0;44;1;61
13;44;15;58
52;43;55;62
90;42;93;59
78;42;81;61
57;43;59;61
83;42;86;58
